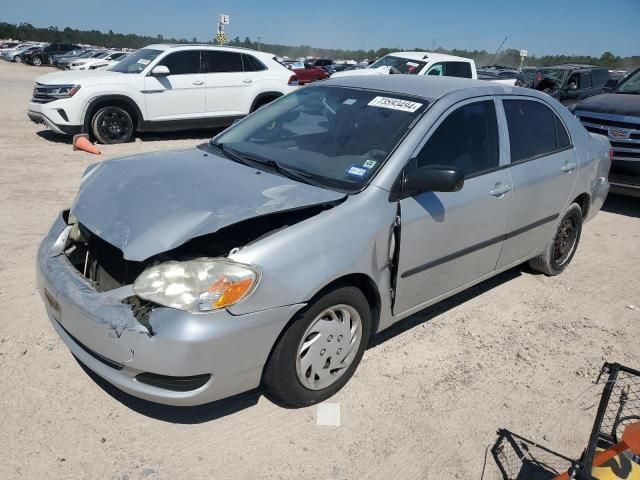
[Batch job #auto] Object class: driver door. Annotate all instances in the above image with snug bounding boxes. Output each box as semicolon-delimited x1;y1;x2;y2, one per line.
393;98;512;314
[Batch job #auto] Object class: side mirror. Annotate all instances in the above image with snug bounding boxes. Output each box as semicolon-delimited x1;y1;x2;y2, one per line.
150;65;170;77
403;165;464;197
567;82;578;91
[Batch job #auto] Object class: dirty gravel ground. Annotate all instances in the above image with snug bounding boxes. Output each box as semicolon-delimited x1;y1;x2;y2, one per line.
0;61;638;480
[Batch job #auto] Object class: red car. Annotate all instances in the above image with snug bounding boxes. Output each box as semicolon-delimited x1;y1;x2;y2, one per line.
282;61;328;85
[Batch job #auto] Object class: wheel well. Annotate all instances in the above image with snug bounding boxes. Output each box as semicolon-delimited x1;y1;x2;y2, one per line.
572;193;590;219
308;274;382;339
250;92;282;113
84;97;141;133
259;272;382;386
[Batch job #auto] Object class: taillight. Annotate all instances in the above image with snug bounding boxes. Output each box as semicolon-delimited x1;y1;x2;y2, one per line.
609;148;614;162
288;75;299;86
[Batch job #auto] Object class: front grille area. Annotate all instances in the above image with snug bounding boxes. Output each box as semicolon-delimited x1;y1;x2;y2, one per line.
577;113;640;163
64;223;146;292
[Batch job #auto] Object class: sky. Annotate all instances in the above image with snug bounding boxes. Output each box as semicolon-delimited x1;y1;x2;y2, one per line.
2;0;639;57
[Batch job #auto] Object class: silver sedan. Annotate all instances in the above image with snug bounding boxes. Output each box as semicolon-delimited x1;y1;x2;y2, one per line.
37;75;611;407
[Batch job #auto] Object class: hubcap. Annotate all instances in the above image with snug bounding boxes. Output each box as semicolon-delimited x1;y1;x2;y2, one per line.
553;217;577;265
296;304;362;390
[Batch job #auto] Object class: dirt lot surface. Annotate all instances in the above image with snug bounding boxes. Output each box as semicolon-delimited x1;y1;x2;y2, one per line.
0;61;638;480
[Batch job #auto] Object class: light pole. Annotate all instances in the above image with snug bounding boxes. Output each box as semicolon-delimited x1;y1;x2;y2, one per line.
257;35;262;51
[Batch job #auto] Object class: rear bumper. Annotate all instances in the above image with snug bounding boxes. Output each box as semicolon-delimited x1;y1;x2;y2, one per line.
37;212;305;406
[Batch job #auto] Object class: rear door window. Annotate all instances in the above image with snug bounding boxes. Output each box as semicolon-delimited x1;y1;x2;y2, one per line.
581;71;593;89
444;62;472;78
203;51;243;73
503;99;571;162
591;69;610;87
159;50;201;75
416;100;499;177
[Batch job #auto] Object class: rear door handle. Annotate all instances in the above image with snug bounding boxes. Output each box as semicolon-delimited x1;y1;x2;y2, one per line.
490;184;512;197
192;80;204;86
561;162;577;172
243;79;253;84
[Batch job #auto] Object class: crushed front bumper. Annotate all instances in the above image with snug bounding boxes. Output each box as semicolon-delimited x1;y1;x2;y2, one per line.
36;212;305;406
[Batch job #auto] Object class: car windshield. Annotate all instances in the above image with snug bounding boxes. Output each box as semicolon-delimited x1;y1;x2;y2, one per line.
615;69;640;94
369;55;426;74
537;68;568;84
110;49;162;74
211;85;428;192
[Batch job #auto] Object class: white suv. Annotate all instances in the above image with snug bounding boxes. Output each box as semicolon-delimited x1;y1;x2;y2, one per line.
27;44;299;144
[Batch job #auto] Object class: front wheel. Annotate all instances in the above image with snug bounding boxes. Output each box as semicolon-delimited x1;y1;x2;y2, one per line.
91;106;134;144
529;203;583;276
263;286;371;407
31;56;43;66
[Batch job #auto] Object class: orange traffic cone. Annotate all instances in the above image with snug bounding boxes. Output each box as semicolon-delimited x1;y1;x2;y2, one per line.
73;134;101;155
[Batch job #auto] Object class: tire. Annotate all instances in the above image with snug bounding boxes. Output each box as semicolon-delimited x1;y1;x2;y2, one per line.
31;56;42;66
529;203;583;276
91;106;134;144
263;286;372;408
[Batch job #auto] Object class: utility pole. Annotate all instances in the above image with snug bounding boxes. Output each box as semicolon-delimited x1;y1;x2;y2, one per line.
257;35;262;51
487;35;508;66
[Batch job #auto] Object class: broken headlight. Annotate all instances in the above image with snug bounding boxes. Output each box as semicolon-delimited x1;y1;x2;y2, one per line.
133;259;260;313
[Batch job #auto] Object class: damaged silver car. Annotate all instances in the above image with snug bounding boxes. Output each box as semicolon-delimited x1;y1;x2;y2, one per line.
37;75;611;407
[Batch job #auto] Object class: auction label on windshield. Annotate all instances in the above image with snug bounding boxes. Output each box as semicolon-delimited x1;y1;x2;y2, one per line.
368;96;423;113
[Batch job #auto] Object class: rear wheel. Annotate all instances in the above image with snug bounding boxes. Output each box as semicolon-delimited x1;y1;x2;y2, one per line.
529;203;582;276
263;286;371;407
250;96;278;113
31;56;43;66
91;106;134;144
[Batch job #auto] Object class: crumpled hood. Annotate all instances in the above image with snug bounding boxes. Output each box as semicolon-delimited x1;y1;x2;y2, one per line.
575;93;640;118
71;147;345;261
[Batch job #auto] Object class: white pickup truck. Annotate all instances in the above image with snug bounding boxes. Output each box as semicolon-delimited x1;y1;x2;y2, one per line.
331;51;477;80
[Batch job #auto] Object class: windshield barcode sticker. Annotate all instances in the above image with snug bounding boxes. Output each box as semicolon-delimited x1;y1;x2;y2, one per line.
368;96;423;113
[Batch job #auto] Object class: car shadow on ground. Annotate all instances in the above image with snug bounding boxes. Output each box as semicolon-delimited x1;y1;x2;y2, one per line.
370;267;523;348
602;193;639;218
77;267;526;422
75;357;263;424
36;130;73;144
484;429;574;480
36;127;227;146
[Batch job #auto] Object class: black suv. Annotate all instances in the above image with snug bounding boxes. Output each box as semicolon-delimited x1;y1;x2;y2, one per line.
22;43;81;66
574;67;640;197
519;64;612;106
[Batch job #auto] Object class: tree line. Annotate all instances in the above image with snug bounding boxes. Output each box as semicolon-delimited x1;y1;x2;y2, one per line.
1;22;638;70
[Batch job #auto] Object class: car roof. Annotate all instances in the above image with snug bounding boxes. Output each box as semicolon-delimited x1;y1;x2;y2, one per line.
384;51;473;63
145;43;275;58
322;74;539;101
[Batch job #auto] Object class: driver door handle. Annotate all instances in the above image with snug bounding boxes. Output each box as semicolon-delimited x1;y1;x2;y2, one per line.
243;79;253;84
490;184;512;197
192;80;204;86
561;161;577;172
